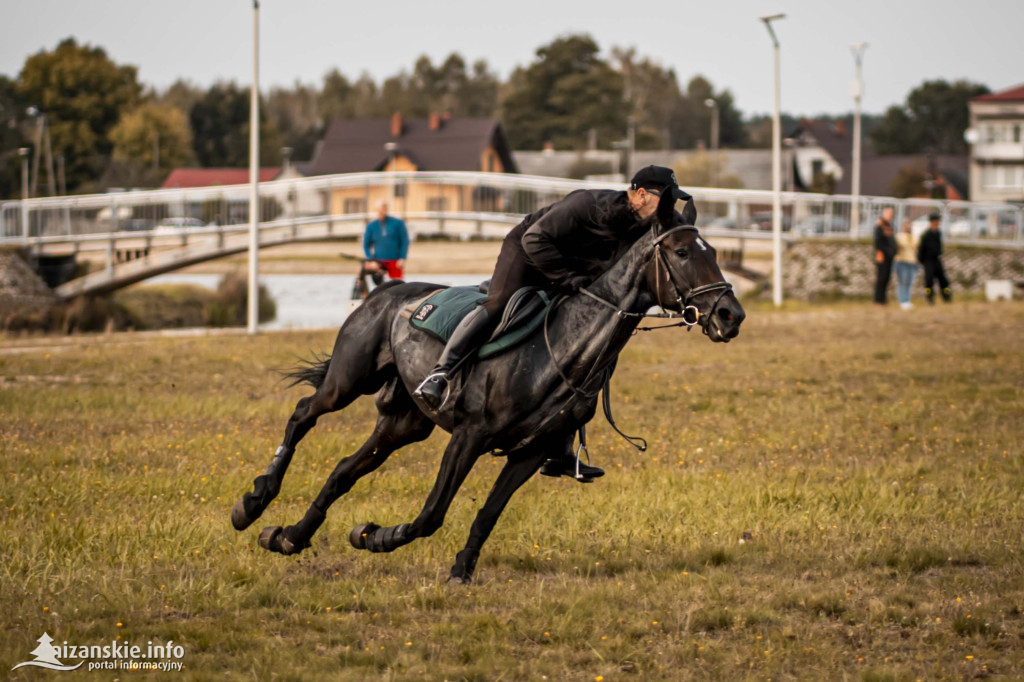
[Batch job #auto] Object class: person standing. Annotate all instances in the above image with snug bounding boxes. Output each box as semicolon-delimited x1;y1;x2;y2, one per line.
873;207;896;305
363;201;409;280
918;212;952;304
893;218;919;310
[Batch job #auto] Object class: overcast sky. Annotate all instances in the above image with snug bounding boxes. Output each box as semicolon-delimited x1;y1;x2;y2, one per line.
2;0;1021;118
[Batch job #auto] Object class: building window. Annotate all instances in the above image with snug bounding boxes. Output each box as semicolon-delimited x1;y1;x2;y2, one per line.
1014;124;1022;144
811;159;824;177
343;198;366;214
394;184;407;198
427;197;447;212
982;165;1024;189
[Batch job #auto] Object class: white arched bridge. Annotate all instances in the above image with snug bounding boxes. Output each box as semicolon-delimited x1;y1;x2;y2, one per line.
1;171;1021;300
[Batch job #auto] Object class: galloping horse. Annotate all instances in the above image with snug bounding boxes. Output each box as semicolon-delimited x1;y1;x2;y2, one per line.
231;190;745;583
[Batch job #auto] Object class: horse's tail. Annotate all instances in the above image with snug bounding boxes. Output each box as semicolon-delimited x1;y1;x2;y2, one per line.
282;351;333;389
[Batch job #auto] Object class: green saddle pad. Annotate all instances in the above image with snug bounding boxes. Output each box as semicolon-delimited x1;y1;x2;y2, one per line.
409;286;554;359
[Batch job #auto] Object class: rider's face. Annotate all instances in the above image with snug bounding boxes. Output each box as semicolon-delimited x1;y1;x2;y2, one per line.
631;188;661;220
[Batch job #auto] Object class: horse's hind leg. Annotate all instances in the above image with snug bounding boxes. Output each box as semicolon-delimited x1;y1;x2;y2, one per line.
350;429;483;554
449;433;566;584
232;352;389;532
258;379;434;555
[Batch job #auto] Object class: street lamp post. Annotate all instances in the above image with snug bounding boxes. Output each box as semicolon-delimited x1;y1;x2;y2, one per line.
704;98;719;187
19;147;30;241
850;43;867;238
760;13;785;307
247;0;261;335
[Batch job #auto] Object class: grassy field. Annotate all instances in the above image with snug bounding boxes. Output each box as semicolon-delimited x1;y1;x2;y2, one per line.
2;300;1023;680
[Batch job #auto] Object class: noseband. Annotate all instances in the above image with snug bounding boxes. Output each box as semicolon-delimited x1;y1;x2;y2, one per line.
652;225;733;334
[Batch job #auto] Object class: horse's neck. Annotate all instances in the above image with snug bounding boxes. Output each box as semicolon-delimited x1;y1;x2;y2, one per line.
551;234;654;380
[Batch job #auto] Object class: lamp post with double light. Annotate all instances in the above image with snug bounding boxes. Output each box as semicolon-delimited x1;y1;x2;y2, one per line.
850;42;867;238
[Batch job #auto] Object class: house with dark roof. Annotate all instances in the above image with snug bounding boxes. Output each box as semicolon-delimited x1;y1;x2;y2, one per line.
969;83;1024;203
308;113;518;216
789;120;968;199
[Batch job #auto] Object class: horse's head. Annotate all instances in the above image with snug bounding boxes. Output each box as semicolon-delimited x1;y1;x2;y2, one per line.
645;190;745;342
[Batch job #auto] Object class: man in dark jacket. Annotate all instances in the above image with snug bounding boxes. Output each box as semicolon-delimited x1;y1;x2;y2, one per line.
918;212;952;303
873;207;896;305
413;166;692;479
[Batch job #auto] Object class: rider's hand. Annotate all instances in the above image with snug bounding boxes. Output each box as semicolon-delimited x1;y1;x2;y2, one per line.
396;259;405;269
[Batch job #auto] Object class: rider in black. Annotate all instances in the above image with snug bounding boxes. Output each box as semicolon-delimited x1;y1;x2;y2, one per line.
414;166;693;480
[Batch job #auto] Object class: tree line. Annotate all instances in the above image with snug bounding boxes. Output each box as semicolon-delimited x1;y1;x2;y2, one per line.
0;35;989;199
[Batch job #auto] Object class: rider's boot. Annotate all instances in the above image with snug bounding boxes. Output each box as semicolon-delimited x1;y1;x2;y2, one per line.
540;447;605;483
414;306;493;410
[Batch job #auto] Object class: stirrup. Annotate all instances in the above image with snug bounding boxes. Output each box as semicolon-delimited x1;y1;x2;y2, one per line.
414;372;446;393
414;371;450;409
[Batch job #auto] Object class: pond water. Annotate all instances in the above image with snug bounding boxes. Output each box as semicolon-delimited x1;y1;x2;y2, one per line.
146;273;488;330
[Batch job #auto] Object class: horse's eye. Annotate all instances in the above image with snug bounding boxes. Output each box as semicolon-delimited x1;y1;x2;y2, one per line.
675;248;688;259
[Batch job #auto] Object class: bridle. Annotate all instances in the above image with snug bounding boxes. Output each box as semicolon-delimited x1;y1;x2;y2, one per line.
539;221;735;454
651;224;734;335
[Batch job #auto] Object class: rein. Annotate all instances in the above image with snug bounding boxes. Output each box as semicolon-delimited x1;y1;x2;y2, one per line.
540;223;733;453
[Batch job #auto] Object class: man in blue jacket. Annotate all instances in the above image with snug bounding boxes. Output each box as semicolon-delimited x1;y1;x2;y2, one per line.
363;201;410;280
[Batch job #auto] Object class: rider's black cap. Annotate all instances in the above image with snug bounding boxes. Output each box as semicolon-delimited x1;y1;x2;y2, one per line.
927;212;941;221
630;165;693;201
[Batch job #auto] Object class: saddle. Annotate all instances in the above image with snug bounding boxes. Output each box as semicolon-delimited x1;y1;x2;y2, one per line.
406;284;557;359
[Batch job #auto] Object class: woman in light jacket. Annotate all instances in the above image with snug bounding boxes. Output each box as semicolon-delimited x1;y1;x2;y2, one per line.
894;219;919;310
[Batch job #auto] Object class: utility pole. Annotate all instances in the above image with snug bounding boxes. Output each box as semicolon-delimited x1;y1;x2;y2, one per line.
850;43;867;238
247;0;261;334
761;13;786;307
19;148;30;241
705;98;720;187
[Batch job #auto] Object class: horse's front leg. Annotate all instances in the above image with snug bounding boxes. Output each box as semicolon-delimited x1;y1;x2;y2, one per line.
350;430;483;554
449;434;564;584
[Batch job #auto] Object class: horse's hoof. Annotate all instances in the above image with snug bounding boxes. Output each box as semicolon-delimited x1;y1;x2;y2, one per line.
258;526;283;552
447;573;473;586
231;499;255;531
278;535;297;555
349;522;380;550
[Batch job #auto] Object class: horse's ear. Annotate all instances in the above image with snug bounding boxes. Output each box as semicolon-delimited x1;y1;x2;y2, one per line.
680;198;697;226
655;188;676;227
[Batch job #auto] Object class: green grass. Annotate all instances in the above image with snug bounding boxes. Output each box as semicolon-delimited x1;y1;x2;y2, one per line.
2;300;1023;680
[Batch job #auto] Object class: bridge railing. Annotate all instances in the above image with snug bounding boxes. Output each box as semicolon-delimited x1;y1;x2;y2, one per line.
1;171;1022;248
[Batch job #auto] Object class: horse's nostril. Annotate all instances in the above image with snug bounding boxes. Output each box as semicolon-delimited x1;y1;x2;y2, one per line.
718;308;733;322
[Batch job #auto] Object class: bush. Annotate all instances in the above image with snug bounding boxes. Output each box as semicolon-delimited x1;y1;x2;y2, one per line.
203;272;276;327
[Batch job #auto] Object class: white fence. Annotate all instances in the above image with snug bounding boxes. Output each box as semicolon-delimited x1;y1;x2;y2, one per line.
1;171;1022;248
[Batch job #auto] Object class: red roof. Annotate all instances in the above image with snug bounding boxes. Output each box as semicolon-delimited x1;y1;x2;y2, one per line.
162;168;280;189
972;83;1024;102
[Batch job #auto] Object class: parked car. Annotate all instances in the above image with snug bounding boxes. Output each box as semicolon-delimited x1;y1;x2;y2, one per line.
794;215;850;236
706;216;740;230
154;217;207;234
748;211;792;231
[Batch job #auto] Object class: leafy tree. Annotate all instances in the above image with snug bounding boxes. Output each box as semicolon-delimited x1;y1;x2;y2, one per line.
157;79;204;116
870;79;989;154
669;76;747;150
0;75;29;199
266;83;321;161
672;151;744;189
890;164;927;198
319;69;382;120
190;82;282;167
500;34;626;150
107;101;195;187
17;38;142;191
611;47;681;149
